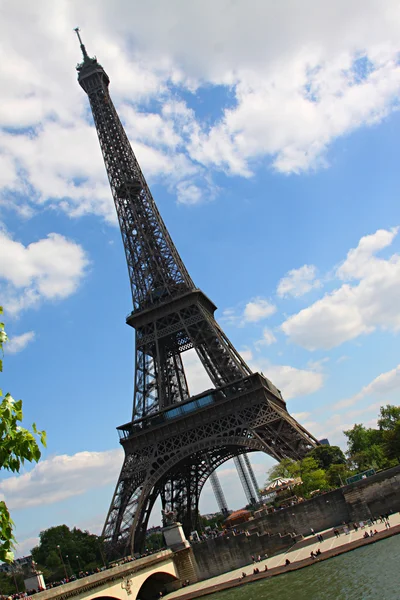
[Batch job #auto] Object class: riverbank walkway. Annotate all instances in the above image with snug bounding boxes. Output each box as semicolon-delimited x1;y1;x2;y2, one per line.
166;512;400;599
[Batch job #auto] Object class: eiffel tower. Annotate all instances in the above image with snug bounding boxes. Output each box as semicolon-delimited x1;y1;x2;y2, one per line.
74;31;319;557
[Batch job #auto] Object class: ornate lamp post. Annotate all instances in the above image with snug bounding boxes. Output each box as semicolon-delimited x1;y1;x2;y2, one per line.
56;545;68;580
65;555;73;576
76;555;83;572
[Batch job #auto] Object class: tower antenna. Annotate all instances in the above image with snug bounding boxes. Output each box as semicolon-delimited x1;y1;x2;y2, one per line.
74;27;89;60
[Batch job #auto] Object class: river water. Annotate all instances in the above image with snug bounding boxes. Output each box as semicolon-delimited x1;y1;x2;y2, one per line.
208;535;400;600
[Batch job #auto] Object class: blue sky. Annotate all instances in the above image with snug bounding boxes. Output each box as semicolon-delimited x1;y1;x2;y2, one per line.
1;0;400;558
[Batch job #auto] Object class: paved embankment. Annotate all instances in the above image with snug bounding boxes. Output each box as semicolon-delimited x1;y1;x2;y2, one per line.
166;513;400;600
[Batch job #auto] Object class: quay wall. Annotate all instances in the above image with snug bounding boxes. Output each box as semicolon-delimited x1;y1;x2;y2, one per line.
192;464;400;580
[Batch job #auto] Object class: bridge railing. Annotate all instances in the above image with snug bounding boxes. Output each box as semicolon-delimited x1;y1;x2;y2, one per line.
27;550;173;600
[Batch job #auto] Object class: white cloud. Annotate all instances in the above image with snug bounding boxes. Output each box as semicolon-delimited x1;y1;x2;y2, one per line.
0;1;399;219
189;49;400;175
181;348;214;396
346;402;383;420
277;264;321;298
336;227;398;280
281;227;400;350
292;412;311;422
255;328;277;347
247;352;324;399
336;355;350;364
334;363;400;409
0;229;89;315
181;343;322;401
240;348;253;363
307;357;329;372
223;297;276;326
0;449;123;510
264;364;324;400
244;298;276;322
15;537;39;559
5;331;35;354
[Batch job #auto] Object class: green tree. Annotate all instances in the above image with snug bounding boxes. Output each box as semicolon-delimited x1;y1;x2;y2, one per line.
31;525;106;581
0;571;25;595
378;405;400;431
144;533;164;551
267;457;329;498
267;458;299;481
0;308;46;563
308;445;346;469
296;457;329;496
383;420;400;462
343;423;387;470
198;512;226;531
343;424;377;455
326;463;351;487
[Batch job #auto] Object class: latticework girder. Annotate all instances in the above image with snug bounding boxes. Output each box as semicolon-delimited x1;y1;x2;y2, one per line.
234;455;257;505
243;453;261;502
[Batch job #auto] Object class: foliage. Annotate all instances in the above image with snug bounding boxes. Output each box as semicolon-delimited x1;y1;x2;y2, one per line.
268;458;296;480
382;421;400;462
378;405;400;431
198;512;225;531
266;405;400;498
343;406;400;470
0;571;25;595
144;532;164;552
0;307;46;563
326;463;351;487
297;457;329;495
308;445;346;469
267;456;329;498
31;525;107;581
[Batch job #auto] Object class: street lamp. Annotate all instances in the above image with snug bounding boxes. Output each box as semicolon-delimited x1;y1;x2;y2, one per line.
97;540;107;568
65;555;73;576
76;555;82;572
56;545;68;580
11;567;19;593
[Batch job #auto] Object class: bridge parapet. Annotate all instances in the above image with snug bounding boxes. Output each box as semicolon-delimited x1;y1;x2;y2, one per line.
30;550;174;600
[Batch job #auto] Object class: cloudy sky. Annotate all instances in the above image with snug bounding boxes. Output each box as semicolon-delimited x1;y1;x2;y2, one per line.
1;0;400;558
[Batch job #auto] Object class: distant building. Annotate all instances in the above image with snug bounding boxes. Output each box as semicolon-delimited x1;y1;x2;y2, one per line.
146;525;162;536
319;438;330;445
201;512;222;520
0;555;33;573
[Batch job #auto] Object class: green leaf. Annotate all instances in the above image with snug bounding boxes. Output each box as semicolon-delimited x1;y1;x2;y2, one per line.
0;309;46;558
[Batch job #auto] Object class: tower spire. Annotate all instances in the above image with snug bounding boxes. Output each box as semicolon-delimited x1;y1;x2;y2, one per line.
74;27;89;61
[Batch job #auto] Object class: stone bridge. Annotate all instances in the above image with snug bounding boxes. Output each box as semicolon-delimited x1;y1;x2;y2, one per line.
30;548;197;600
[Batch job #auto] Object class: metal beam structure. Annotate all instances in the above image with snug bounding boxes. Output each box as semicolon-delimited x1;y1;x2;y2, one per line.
234;456;256;506
243;453;261;502
74;32;319;558
208;470;229;516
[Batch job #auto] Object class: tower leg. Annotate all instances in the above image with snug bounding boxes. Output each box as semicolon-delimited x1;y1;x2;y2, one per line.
234;455;257;505
205;454;229;515
243;453;261;502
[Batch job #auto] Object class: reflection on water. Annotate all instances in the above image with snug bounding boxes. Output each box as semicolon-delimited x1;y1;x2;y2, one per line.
210;534;400;600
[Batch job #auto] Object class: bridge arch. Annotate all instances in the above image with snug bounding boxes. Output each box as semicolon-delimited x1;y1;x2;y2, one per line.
135;571;179;600
88;597;120;600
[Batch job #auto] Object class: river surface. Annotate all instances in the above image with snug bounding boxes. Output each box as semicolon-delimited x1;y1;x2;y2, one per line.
208;534;400;600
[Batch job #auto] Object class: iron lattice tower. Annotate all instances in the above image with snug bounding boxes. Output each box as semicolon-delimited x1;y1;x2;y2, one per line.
74;32;319;557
